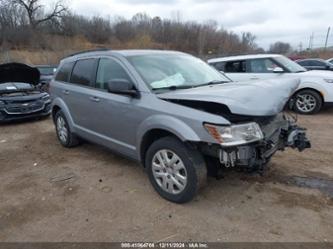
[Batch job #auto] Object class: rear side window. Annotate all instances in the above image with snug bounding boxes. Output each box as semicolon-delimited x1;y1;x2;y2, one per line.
70;59;96;86
55;62;74;82
224;60;246;73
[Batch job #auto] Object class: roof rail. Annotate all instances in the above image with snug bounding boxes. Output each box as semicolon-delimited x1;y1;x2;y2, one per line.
65;48;111;58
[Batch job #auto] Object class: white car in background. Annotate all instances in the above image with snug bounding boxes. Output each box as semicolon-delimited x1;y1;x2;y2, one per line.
208;54;333;114
327;58;333;64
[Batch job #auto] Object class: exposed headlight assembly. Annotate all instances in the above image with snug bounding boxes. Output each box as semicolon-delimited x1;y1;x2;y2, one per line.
324;79;333;83
204;122;264;147
41;94;51;103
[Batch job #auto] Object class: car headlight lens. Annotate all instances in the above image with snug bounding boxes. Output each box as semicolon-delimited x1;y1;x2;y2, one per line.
204;122;264;146
324;79;333;83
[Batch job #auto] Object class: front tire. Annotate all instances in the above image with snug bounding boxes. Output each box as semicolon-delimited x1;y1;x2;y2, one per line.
293;90;322;114
54;110;80;148
145;136;207;203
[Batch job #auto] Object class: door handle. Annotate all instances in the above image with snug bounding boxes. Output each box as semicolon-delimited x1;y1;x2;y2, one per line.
63;90;70;95
89;96;100;102
250;77;259;80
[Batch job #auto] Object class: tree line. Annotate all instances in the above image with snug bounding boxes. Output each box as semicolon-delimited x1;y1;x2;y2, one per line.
0;0;295;56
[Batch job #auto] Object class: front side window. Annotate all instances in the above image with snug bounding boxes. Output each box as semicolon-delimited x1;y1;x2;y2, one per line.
310;60;325;67
248;59;279;73
127;54;231;92
70;59;96;86
55;62;74;82
96;58;131;90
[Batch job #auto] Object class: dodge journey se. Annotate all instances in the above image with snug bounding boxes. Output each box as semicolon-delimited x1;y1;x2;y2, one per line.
50;49;310;203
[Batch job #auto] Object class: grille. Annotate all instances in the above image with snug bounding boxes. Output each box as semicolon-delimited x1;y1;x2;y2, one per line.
5;100;45;114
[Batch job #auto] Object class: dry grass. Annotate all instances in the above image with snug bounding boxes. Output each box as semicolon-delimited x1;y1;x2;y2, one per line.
0;34;170;65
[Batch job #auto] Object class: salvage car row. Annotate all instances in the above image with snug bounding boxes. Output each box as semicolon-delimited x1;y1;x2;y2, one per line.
2;50;332;203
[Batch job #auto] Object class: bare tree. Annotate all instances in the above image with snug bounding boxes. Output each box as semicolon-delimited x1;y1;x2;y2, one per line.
269;41;292;54
13;0;67;29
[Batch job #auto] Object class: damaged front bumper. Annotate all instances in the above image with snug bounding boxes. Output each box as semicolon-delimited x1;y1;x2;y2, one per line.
202;114;311;171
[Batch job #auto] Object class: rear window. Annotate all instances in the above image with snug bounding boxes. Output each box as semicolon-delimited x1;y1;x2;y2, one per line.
55;62;74;82
70;59;96;86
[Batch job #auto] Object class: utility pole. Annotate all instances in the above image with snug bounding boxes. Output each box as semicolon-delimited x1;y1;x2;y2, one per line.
308;32;314;50
325;27;331;50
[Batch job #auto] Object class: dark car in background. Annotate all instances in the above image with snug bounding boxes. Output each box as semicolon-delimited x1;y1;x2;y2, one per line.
0;63;51;123
36;65;57;91
296;58;333;71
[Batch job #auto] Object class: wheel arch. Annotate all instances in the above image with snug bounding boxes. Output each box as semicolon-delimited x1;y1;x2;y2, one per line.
51;98;75;131
139;129;181;167
137;115;202;167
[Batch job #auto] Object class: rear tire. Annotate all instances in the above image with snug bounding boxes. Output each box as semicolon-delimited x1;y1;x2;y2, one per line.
293;89;322;114
145;136;207;203
54;110;80;148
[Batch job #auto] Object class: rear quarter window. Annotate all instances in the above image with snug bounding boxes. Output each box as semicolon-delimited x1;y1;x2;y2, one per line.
210;62;225;71
55;62;74;82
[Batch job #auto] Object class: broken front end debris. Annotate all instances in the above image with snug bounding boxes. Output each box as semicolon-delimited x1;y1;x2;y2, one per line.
201;113;311;173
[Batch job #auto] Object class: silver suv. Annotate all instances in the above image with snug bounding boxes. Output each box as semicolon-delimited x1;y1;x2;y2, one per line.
50;49;310;203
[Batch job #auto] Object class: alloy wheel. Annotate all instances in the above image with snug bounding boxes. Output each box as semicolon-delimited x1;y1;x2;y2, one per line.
296;94;317;113
56;116;68;144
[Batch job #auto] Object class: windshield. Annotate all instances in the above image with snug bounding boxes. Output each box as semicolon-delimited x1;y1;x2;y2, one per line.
274;56;306;73
37;67;56;75
127;54;231;92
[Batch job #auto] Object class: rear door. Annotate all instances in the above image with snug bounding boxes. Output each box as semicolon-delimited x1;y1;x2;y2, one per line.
64;58;98;129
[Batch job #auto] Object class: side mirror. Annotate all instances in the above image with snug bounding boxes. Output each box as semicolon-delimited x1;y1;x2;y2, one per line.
107;79;139;98
273;67;284;73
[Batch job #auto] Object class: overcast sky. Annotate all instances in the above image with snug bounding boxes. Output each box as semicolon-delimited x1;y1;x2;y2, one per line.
62;0;332;49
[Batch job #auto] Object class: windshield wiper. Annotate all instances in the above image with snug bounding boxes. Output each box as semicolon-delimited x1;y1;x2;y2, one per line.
193;80;230;88
152;85;192;92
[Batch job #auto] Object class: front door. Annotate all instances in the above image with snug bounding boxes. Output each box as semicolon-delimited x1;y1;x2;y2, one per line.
84;57;142;157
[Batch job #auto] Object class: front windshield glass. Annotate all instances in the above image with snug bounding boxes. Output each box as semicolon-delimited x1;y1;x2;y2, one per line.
127;54;231;92
37;67;56;75
274;56;306;73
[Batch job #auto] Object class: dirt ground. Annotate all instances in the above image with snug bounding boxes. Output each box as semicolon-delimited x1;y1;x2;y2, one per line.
0;109;333;242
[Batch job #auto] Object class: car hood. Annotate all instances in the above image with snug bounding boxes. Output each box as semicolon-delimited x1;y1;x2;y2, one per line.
298;70;333;78
158;78;300;116
0;63;40;85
